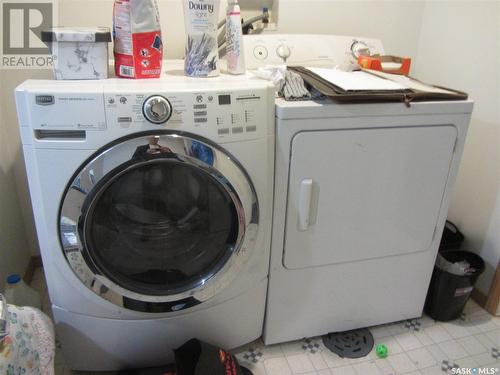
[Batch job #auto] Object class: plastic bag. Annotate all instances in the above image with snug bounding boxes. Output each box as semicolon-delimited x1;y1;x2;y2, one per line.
435;253;476;276
113;0;163;78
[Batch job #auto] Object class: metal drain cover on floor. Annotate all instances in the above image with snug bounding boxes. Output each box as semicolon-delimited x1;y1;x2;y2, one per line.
322;328;374;358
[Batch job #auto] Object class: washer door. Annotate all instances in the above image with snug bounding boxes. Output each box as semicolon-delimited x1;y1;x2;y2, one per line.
59;132;258;313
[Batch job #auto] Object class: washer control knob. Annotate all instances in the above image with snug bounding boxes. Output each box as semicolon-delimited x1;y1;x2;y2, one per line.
143;95;172;124
276;44;292;61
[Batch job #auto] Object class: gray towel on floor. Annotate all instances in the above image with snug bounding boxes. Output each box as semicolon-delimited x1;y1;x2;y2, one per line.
281;70;312;101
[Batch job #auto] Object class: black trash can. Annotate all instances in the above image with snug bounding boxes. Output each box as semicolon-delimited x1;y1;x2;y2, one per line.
424;251;485;321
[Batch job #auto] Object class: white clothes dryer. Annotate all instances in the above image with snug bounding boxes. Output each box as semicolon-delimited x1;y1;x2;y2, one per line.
244;34;473;344
15;66;275;370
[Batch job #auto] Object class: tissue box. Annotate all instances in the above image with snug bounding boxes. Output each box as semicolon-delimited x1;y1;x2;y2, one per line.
41;27;112;80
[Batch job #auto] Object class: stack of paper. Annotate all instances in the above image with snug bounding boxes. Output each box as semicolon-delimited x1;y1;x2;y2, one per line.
306;67;408;91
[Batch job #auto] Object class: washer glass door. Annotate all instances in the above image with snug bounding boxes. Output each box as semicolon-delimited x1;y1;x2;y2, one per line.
60;133;258;312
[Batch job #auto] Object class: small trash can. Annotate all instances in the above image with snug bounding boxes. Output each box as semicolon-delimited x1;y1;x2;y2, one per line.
424;250;484;321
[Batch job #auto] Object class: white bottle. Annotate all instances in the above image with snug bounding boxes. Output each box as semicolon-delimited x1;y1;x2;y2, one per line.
225;0;246;75
4;274;42;309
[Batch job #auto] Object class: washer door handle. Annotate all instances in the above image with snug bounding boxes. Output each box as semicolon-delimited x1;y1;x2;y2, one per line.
298;179;313;231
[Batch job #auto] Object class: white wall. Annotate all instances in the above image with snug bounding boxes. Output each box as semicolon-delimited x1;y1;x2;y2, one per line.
53;0;425;60
0;73;31;291
413;0;500;295
278;0;424;58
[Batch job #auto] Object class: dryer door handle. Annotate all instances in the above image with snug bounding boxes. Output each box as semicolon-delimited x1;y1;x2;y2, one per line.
298;179;313;231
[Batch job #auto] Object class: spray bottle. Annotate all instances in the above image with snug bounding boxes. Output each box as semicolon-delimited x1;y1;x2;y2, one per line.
225;0;246;75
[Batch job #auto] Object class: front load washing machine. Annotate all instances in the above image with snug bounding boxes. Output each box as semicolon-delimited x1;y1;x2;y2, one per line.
15;67;275;370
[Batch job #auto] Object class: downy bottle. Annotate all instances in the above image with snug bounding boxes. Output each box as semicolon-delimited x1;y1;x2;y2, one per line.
183;0;221;77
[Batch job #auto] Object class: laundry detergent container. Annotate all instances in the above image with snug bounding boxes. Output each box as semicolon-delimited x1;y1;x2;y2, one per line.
41;27;111;80
425;251;484;321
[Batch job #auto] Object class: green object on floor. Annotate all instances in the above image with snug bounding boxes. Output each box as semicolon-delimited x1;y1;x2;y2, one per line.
376;344;388;358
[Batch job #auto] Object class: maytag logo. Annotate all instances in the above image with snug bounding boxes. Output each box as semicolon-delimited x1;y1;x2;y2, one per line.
189;1;213;13
36;95;54;105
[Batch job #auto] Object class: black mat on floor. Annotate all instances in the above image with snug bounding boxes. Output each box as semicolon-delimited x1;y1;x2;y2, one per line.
322;328;374;359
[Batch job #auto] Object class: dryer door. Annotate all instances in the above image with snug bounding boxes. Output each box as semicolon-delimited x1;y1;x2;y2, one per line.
283;125;457;270
59;132;258;313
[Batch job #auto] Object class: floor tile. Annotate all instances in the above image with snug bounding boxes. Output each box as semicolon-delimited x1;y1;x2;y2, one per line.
373;358;396;375
456;335;487;356
437;340;468;360
424;325;453;343
380;336;404;355
463;301;481;313
240;361;266;375
321;350;351;368
474;333;495;349
264;357;293;375
406;347;437;369
426;344;448;363
308;352;329;371
470;351;498;366
419;365;444;375
394;332;424;351
237;346;265;364
317;370;333;375
455;356;478;369
441;321;472;339
348;355;371;366
403;319;423;333
485;329;500;346
387;352;418;374
286;353;315;374
413;330;434;346
440;359;460;374
330;365;357;375
352;361;383;375
302;337;326;354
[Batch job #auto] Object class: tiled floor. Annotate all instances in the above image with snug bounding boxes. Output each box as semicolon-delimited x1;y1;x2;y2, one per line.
30;268;499;375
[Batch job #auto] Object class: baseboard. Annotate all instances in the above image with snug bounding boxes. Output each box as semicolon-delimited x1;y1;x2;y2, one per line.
23;255;43;284
484;262;500;316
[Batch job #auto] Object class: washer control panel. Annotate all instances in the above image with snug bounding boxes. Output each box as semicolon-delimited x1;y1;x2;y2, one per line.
104;88;268;141
244;34;384;69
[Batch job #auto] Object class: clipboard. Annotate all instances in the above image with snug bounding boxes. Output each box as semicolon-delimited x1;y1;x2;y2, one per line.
289;66;468;106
